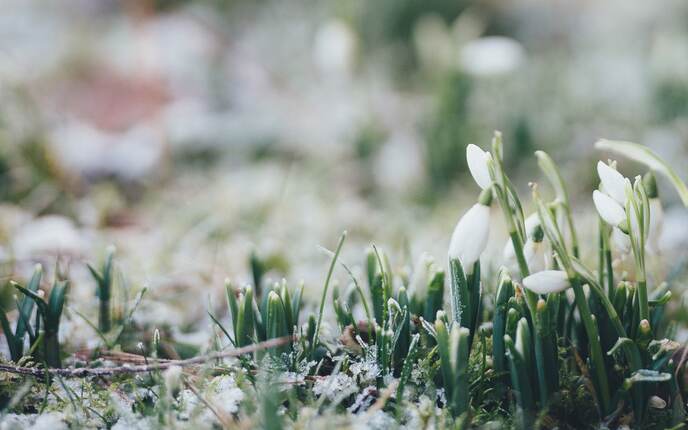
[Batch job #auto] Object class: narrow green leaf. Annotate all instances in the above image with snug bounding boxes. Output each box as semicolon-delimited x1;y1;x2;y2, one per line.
0;310;20;361
207;310;235;347
225;280;239;330
435;318;453;397
15;265;42;349
424;271;444;322
312;231;346;354
449;258;469;328
46;280;68;331
505;334;535;428
492;268;513;374
535;150;568;201
396;333;420;412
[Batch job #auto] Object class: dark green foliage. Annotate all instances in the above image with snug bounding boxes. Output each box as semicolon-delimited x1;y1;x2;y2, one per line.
12;276;68;368
1;265;42;362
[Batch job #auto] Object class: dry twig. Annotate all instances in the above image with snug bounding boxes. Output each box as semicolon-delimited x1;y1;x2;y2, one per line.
0;337;292;378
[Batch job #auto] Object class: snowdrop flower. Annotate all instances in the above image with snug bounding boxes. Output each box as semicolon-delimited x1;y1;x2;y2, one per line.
593;190;626;227
597;161;627;205
466;144;492;189
502;213;541;269
523;239;546;273
522;270;570;295
448;203;490;272
611;227;631;255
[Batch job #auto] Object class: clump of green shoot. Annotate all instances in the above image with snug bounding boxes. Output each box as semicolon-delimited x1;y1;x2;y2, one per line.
11;275;68;368
87;246;115;333
1;264;42;362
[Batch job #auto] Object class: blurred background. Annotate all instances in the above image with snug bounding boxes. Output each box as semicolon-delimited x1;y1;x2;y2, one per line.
2;0;688;341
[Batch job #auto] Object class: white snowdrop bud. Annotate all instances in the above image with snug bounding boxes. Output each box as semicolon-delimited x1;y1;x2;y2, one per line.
593;190;626;226
597;161;627;205
522;270;570;295
466;144;493;190
448;203;490;272
502;213;541;273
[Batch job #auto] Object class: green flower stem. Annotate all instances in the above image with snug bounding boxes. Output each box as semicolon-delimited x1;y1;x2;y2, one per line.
570;276;610;412
605;252;614;301
637;279;649;322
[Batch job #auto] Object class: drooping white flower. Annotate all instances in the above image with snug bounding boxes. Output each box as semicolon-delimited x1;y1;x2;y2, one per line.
448;203;490;271
502;213;541;269
597;161;627;205
523;239;546;273
593;190;626;226
522;270;570;295
466;144;492;189
611;227;631;255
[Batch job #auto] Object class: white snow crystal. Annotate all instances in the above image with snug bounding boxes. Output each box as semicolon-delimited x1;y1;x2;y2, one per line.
312;373;356;401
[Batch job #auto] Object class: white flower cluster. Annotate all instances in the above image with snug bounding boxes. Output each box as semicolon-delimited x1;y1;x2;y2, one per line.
449;143;569;294
448;143;668;296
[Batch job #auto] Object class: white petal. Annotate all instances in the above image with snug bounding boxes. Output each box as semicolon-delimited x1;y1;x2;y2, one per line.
524;213;541;237
611;227;631;254
448;203;490;269
522;270;570;295
597;161;627;205
593;190;626;226
466;144;492;189
524;240;545;273
502;239;516;262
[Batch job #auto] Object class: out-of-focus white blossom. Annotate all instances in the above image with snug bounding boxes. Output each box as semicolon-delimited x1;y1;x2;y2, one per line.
460;36;524;77
313;20;356;76
51;121;162;181
12;216;85;259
